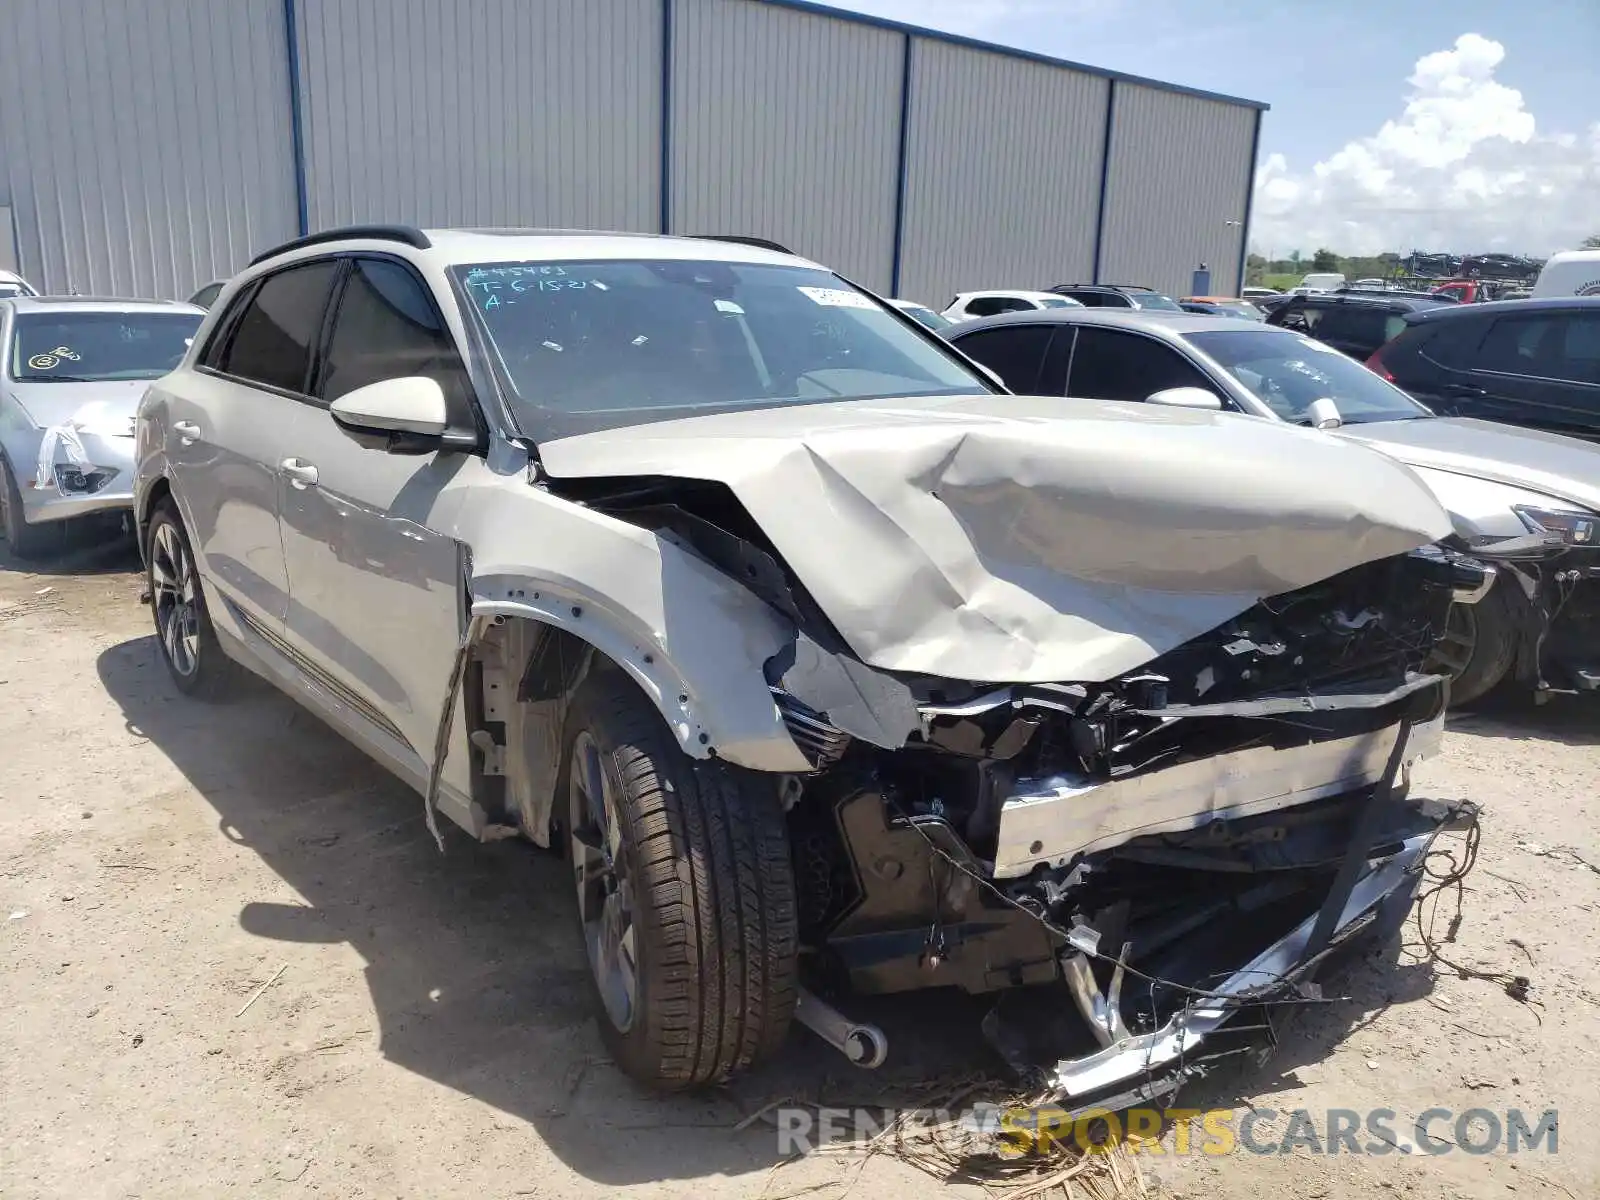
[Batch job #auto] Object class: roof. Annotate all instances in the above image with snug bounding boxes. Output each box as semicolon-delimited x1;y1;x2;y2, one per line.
2;296;204;314
945;308;1251;337
1284;293;1448;311
954;289;1072;302
1406;295;1600;323
766;0;1268;110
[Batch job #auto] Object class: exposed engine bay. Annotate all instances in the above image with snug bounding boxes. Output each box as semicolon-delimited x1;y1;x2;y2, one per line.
522;472;1492;1104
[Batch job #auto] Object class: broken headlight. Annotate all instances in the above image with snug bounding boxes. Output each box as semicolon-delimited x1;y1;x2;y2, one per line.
1514;505;1598;547
53;465;118;494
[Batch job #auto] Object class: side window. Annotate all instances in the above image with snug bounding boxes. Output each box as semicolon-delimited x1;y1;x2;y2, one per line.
1315;306;1390;346
953;326;1055;393
218;260;341;393
318;258;472;421
1555;315;1600;385
1475;316;1561;376
1067;327;1215;402
1277;304;1324;334
965;296;1029;317
1062;290;1102;308
198;283;257;370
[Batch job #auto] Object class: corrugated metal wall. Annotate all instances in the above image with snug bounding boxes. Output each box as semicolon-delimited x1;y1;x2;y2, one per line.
295;0;661;233
0;0;298;298
669;0;902;293
1098;84;1257;298
897;39;1109;307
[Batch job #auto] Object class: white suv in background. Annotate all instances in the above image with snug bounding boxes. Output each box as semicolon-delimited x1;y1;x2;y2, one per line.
133;224;1481;1102
940;289;1082;321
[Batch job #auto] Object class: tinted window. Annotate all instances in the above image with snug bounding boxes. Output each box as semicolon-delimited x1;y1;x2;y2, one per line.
953;325;1054;393
320;258;471;420
454;259;989;437
966;296;1033;317
1416;316;1488;369
219;260;340;393
189;282;224;309
1557;314;1600;385
1067;327;1214;402
10;311;202;382
1312;305;1392;348
1475;315;1562;377
1061;290;1103;308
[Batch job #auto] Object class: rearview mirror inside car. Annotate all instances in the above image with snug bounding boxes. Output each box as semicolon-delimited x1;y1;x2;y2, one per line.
1145;386;1223;410
329;376;450;454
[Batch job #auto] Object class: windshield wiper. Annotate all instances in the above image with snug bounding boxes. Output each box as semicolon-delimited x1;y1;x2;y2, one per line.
18;374;94;382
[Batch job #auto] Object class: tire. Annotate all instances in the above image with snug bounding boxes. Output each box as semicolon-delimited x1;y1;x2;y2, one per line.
0;450;63;560
560;667;798;1089
145;499;243;699
1430;581;1519;707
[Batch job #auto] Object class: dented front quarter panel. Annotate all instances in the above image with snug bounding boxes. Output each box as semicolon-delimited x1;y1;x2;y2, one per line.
538;393;1455;683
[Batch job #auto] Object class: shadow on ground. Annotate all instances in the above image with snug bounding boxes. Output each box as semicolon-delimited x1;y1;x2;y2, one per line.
95;632;1443;1182
0;518;140;578
1447;693;1598;748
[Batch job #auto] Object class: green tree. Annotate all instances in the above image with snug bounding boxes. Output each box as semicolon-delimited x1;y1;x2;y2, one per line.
1582;234;1600;250
1311;248;1340;272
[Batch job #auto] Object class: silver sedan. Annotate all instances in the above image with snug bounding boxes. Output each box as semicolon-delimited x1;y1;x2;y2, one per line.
1;297;202;557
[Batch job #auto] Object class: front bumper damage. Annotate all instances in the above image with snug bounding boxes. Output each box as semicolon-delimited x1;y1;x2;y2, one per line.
1474;537;1600;694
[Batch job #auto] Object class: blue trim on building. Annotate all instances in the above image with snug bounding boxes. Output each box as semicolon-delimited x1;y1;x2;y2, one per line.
659;0;674;234
1090;79;1117;284
1236;107;1263;294
282;0;310;236
888;33;913;297
757;0;1268;112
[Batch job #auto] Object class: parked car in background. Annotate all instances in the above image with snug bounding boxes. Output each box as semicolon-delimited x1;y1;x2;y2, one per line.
135;225;1483;1103
943;307;1599;704
940;289;1082;322
1531;250;1600;299
1;296;203;556
1293;272;1346;294
1350;278;1389;290
1047;282;1183;311
1368;298;1600;445
1430;280;1508;304
0;269;39;299
888;298;953;330
1266;292;1454;361
1179;296;1263;320
1241;286;1283;303
187;280;226;309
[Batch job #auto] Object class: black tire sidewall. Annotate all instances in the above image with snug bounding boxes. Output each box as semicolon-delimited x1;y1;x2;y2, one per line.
145;502;229;696
1447;581;1520;707
0;450;56;558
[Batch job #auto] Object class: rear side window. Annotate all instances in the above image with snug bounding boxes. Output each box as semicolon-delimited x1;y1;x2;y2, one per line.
953;325;1054;393
1068;327;1215;402
1475;316;1562;376
1276;304;1325;334
1061;290;1102;307
318;258;472;420
1314;305;1392;347
218;260;340;394
1558;314;1600;385
966;296;1032;317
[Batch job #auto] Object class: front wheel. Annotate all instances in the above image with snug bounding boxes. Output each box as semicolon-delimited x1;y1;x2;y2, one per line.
146;500;244;699
0;451;62;560
560;668;799;1089
1429;582;1520;707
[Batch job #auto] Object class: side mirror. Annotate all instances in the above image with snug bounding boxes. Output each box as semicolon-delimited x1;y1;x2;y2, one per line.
329;376;450;454
1307;397;1344;429
1145;386;1223;411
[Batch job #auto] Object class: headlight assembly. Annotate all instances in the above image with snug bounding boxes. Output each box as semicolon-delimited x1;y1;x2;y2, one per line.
1514;505;1598;547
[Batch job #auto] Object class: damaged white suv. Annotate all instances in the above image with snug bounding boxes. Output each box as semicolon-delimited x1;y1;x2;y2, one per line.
134;227;1489;1106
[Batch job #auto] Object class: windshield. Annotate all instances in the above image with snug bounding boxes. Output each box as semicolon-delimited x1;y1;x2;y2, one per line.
1132;292;1183;312
1185;329;1431;425
454;259;990;435
10;311;201;382
897;303;953;330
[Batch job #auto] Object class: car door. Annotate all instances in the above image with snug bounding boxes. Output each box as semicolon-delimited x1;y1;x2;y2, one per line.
1063;326;1225;404
1447;310;1600;440
169;259;341;634
949;323;1057;393
275;255;479;764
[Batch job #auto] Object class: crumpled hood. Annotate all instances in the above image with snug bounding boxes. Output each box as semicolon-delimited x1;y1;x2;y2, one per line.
5;380;145;434
1340;416;1600;515
539;393;1453;683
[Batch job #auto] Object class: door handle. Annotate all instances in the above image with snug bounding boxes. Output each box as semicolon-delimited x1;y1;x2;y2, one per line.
173;420;201;445
279;457;320;488
1443;383;1486;397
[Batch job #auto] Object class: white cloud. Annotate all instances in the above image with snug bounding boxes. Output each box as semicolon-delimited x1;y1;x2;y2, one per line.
1252;34;1600;257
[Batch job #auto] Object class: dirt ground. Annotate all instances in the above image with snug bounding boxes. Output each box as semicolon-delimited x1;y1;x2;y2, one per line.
2;530;1596;1200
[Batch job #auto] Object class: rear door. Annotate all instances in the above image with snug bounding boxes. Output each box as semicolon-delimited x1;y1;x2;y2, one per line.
167;259;341;633
949;324;1057;393
1443;310;1600;440
275;255;478;763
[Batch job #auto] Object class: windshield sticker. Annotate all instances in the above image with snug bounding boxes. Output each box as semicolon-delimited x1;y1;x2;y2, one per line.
714;299;745;314
1297;338;1342;355
798;286;877;310
27;346;81;370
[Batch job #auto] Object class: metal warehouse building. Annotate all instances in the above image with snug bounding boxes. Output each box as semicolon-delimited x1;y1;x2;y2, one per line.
0;0;1265;305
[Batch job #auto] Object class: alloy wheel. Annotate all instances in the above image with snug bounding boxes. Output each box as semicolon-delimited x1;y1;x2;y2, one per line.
568;730;640;1033
151;522;201;678
1427;602;1478;680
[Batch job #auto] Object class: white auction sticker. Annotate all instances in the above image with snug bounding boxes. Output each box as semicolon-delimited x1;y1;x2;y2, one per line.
798;286;877;310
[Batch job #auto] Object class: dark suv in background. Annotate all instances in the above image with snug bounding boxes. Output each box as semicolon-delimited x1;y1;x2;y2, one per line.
1370;298;1600;443
1265;292;1454;361
1048;283;1183;311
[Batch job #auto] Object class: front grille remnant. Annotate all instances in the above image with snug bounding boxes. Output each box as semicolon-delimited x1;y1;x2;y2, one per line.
771;688;851;769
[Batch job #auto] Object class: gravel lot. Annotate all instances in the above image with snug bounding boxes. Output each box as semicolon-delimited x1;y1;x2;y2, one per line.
2;531;1596;1199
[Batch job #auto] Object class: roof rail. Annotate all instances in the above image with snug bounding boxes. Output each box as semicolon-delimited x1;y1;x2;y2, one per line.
248;224;432;267
687;234;794;255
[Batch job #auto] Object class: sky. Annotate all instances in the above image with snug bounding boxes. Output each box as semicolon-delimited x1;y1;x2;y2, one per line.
816;0;1600;258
